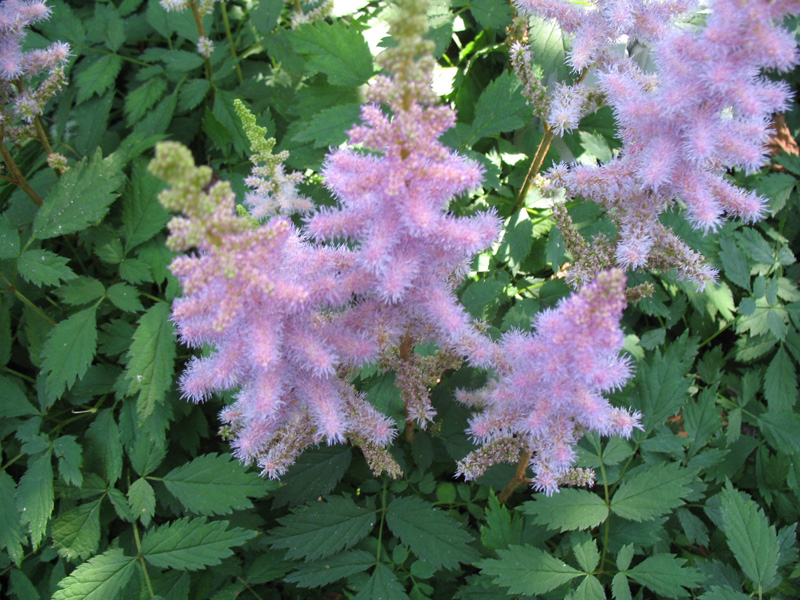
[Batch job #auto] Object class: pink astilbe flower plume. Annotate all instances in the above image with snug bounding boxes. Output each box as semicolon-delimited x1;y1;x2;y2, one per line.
456;269;640;495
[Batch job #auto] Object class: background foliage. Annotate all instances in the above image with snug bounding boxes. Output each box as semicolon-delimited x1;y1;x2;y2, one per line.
1;0;800;598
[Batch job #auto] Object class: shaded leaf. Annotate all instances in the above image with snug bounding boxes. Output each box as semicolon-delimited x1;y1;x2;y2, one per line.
52;549;137;600
0;472;24;565
353;563;409;600
285;549;376;588
16;450;54;550
52;498;102;561
128;478;156;526
40;306;98;400
628;554;704;599
17;249;77;287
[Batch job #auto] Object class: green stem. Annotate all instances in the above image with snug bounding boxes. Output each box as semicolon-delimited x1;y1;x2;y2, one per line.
0;138;42;207
2;366;36;384
598;462;612;573
33;117;54;156
514;125;555;211
1;453;24;472
698;318;737;349
0;274;57;326
74;44;151;67
132;523;156;600
236;577;266;600
221;3;243;84
190;0;215;91
376;478;388;564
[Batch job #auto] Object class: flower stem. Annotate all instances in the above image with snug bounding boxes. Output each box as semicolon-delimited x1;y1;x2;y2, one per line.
190;0;215;95
515;125;554;211
0;138;42;207
132;523;155;600
498;449;531;504
221;2;243;85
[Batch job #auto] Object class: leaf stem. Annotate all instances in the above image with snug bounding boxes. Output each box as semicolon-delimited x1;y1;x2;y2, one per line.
190;0;215;94
0;137;42;207
498;449;532;505
375;477;388;565
0;272;57;326
221;2;243;84
1;452;24;472
598;461;612;573
132;522;156;600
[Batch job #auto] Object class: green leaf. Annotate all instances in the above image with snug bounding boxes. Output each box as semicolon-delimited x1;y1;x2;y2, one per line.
57;277;106;306
52;498;102;561
756;172;795;212
467;71;531;144
124;302;176;421
52;548;137;600
16;450;54;550
268;495;376;561
764;347;797;410
480;493;523;551
32;151;124;240
528;15;569;81
353;563;410;600
469;0;512;30
676;508;709;546
699;586;750;600
522;488;609;532
40;306;98;400
627;554;703;599
479;544;581;594
497;209;533;269
162;453;272;515
758;410;800;453
161;50;205;73
573;537;600;573
9;568;39;600
84;409;123;484
386;496;478;570
719;482;780;592
141;517;257;570
75;54;123;103
0;375;38;418
572;575;606;600
682;387;722;457
293;103;362;148
120;257;152;283
0;472;24;565
611;573;632;600
54;435;83;487
107;487;134;523
269;445;352;507
107;283;144;313
285;549;376;588
719;234;751;290
0;213;20;258
178;78;211;112
125;78;167;126
17;249;77;287
128;478;156;526
91;3;125;50
122;160;168;252
286;20;373;86
611;463;694;521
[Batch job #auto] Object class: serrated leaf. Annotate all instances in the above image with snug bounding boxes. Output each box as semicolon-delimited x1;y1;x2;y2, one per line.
92;2;125;50
467;71;531;144
120;257;152;283
122;161;168;252
286;20;373;86
497;209;533;269
719;234;750;290
682;387;722;457
269;445;351;507
386;496;478;570
479;544;581;594
161;50;205;73
107;283;144;313
611;573;632;600
611;463;694;521
764;347;797;411
758;410;800;453
0;213;20;258
40;306;98;400
57;277;106;306
528;14;569;81
268;495;376;561
293;103;362;148
141;517;257;570
719;482;780;591
627;554;703;599
616;544;634;571
84;409;123;484
480;493;523;550
469;0;512;30
128;478;156;526
0;472;24;565
124;302;176;421
572;575;605;600
353;563;410;600
32;151;124;240
178;78;211;111
756;172;795;212
75;54;123;103
522;488;609;532
285;549;376;588
125;78;167;125
107;487;134;522
573;538;600;572
699;586;750;600
16;449;54;550
52;548;137;600
54;435;83;487
17;249;77;287
162;453;272;515
0;375;38;418
676;508;709;546
52;498;102;561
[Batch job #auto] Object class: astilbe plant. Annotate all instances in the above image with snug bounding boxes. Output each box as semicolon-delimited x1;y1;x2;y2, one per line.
516;0;800;288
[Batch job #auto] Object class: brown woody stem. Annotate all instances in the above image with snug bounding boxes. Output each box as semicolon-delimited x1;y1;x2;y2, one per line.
498;450;532;505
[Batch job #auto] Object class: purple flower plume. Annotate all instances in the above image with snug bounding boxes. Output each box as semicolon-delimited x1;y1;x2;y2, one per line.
456;269;640;495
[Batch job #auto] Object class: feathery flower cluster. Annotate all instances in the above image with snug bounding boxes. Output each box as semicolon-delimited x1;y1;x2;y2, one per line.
456;269;640;495
516;0;800;287
0;0;69;142
234;99;312;218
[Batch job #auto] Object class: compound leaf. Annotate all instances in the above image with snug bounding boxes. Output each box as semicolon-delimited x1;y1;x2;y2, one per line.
611;463;694;522
52;549;136;600
40;306;98;401
521;488;609;532
628;554;703;599
52;498;102;561
478;544;581;595
17;250;76;287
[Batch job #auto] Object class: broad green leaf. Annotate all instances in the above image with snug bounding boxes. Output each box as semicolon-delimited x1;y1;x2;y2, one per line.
676;508;709;546
627;554;703;599
107;487;134;522
682;387;722;456
611;573;632;600
719;482;780;592
480;493;523;550
251;0;283;34
54;435;83;487
32;151;125;240
107;283;144;313
52;498;102;561
522;489;609;532
141;517;257;570
467;71;531;144
17;249;77;287
122;160;168;251
0;472;24;565
611;463;694;521
268;495;376;561
119;257;152;283
52;548;137;600
386;496;478;570
212;90;251;156
163;453;272;515
75;54;123;103
758;410;800;453
616;545;634;571
479;544;581;594
497;209;533;269
699;586;750;600
285;549;376;588
469;0;512;30
737;228;775;266
286;20;373;86
128;478;156;526
461;276;507;319
125;78;167;125
572;575;605;600
269;445;352;507
756;172;795;212
0;375;38;418
16;450;54;550
133;90;177;139
293;103;362;148
124;302;176;421
178;78;211;112
40;306;98;400
84;409;123;484
528;14;569;81
573;537;600;572
719;234;750;290
764;347;797;411
91;2;125;50
57;277;105;306
0;213;20;258
353;563;410;600
9;568;38;600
